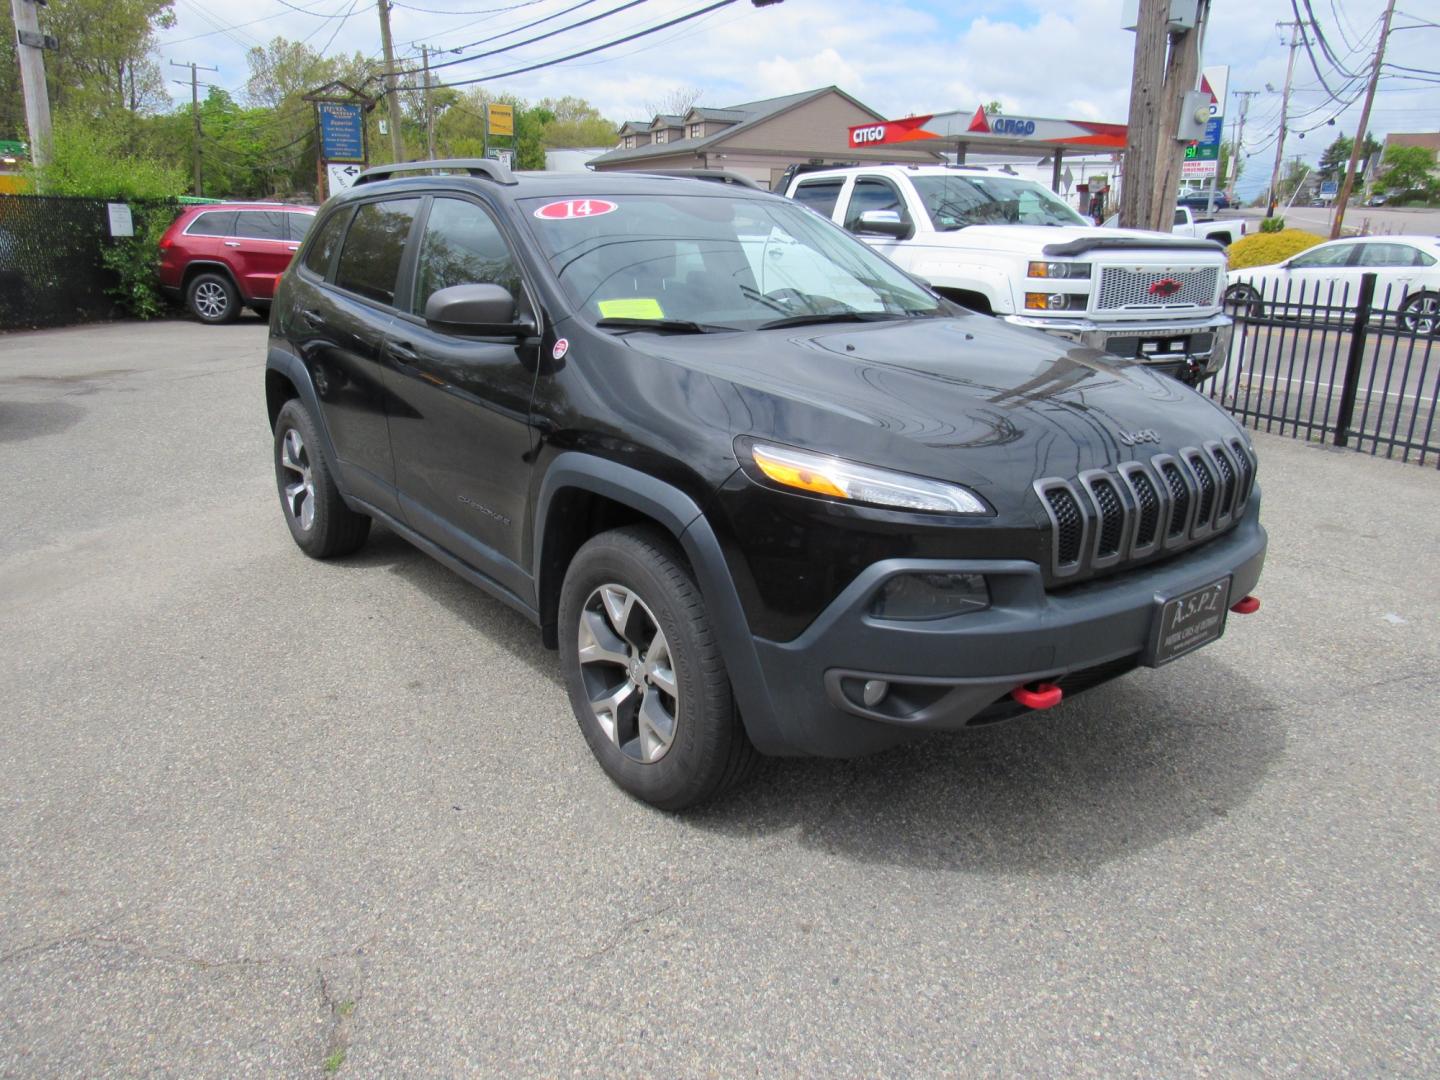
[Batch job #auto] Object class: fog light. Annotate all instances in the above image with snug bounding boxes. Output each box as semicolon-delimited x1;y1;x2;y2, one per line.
862;679;889;707
871;572;989;621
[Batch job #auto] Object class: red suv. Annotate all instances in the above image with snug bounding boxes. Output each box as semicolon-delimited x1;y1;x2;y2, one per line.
158;203;317;324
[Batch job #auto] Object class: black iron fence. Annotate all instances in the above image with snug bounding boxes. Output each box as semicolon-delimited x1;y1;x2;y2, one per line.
0;195;182;331
1211;271;1440;468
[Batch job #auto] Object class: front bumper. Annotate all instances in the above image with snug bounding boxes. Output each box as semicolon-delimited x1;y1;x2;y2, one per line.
748;503;1266;757
1002;311;1233;383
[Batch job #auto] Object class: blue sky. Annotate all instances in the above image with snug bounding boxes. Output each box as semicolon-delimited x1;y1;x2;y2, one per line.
157;0;1438;197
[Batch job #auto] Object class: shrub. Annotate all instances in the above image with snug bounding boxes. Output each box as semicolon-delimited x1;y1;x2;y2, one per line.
100;211;176;319
1227;229;1325;270
1258;216;1286;233
28;116;187;200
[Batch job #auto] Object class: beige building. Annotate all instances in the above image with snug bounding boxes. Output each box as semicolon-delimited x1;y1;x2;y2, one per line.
590;86;941;189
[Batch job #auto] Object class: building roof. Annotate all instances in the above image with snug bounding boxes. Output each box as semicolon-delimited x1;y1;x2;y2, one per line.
649;114;685;129
1383;132;1440;153
592;87;868;167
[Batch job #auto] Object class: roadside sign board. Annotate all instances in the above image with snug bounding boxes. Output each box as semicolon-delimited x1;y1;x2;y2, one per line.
486;148;514;170
487;103;514;137
1182;160;1219;179
1320;179;1339;196
326;162;363;196
319;102;366;162
1185;116;1223;162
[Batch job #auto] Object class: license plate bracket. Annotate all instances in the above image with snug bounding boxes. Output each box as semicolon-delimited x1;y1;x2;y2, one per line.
1146;576;1232;666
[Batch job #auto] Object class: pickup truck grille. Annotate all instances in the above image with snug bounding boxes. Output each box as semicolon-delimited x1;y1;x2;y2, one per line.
1034;439;1255;583
1096;266;1219;311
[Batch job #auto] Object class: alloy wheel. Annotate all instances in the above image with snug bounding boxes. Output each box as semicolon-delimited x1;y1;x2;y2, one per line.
279;428;316;531
576;584;679;764
1401;295;1439;335
193;280;229;320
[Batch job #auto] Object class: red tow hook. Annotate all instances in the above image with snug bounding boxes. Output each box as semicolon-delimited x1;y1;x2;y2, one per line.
1231;595;1261;615
1011;682;1063;710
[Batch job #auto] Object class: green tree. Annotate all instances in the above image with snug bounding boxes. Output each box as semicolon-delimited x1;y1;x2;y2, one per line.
40;0;175;119
538;96;618;147
28;113;184;197
1378;145;1438;198
1318;132;1382;179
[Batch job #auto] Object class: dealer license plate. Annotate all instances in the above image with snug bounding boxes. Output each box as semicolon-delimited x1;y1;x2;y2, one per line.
1148;577;1231;666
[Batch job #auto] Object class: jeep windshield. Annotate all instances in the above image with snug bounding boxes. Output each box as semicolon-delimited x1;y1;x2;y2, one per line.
521;193;941;332
910;175;1089;230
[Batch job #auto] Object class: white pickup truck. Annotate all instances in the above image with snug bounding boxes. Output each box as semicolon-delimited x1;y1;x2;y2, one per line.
782;164;1233;384
1103;207;1246;246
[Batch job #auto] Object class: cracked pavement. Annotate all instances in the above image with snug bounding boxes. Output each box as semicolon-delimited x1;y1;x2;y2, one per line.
2;320;1437;1076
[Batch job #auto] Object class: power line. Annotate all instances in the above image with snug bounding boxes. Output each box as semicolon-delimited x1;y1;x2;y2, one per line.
402;0;604;50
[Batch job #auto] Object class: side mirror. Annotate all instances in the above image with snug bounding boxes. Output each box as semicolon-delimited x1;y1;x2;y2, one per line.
424;283;535;337
852;209;914;240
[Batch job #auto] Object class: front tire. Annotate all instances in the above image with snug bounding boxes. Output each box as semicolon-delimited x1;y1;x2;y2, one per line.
558;526;757;810
187;272;240;324
272;399;370;558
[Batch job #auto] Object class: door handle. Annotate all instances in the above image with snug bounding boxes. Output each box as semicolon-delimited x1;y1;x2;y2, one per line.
387;341;419;362
287;245;300;252
223;240;241;247
301;309;325;327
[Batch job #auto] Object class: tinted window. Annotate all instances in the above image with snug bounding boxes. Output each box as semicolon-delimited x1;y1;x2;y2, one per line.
413;198;521;315
1290;244;1357;269
910;175;1088;229
1356;243;1428;268
792;179;843;217
187;210;236;237
844;179;908;229
334;199;420;306
235;211;288;240
288;213;314;241
302;210;349;278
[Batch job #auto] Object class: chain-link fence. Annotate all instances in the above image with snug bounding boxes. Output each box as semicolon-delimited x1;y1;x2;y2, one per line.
0;195;182;330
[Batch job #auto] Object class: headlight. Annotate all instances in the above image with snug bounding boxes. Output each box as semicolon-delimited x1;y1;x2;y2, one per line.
749;443;988;514
1027;261;1091;279
1024;292;1086;311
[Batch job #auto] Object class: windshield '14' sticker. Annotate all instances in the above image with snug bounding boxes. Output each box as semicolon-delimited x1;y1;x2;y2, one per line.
533;199;617;220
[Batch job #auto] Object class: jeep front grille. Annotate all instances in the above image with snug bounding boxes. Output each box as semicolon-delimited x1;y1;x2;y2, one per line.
1034;440;1255;582
1095;266;1219;311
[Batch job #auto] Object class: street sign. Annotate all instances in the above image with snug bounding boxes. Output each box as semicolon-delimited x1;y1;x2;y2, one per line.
326;162;363;196
487;103;514;137
1320;179;1339;196
319;102;365;162
486;148;514;170
1182;160;1219;178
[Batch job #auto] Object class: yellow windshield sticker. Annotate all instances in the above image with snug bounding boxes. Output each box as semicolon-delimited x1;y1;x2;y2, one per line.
597;298;665;319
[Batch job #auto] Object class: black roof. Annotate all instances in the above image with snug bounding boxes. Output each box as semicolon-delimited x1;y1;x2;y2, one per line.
332;165;781;206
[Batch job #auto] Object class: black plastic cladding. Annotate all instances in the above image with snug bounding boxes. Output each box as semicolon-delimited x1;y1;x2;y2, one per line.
1033;439;1256;583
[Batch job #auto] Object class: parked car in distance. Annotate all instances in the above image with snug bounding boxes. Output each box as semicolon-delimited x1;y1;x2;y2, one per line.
267;159;1266;809
1366;194;1387;207
1225;234;1440;333
159;202;316;324
1178;190;1230;211
1102;207;1246;247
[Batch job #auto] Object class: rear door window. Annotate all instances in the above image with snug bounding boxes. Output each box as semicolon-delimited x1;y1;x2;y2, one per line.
186;210;236;237
1355;243;1430;268
792;179;844;218
333;199;421;306
288;213;314;241
234;211;288;240
302;210;350;278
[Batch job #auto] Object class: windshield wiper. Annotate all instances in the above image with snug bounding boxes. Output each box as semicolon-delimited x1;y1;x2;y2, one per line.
756;311;914;330
594;317;732;334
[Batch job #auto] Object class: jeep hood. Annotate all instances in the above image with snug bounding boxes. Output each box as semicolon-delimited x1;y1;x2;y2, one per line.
623;314;1246;516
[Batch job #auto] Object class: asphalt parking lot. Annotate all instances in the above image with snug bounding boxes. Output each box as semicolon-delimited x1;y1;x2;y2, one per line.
2;319;1438;1077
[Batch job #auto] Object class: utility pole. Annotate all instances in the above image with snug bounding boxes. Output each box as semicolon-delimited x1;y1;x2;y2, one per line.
421;44;436;160
1226;89;1261;203
1330;0;1397;239
170;60;218;197
1148;0;1207;233
376;0;405;163
1119;0;1170;230
1266;20;1303;218
10;0;54;169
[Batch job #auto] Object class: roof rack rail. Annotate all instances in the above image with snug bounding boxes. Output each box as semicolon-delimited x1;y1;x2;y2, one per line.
353;158;517;187
639;168;763;190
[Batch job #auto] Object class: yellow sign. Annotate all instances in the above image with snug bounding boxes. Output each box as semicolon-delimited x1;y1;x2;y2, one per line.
487;103;514;137
597;298;664;320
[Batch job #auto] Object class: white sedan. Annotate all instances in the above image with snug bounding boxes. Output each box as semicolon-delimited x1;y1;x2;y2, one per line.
1225;234;1440;334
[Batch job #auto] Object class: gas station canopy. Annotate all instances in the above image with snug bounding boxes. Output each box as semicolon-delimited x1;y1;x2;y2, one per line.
848;107;1126;159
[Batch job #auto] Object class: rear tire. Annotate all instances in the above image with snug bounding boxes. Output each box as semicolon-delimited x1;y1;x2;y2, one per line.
187;272;240;324
1224;283;1263;320
1399;291;1439;335
558;526;758;810
273;399;370;559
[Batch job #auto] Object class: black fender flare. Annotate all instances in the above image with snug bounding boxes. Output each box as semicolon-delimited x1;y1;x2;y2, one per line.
535;453;789;755
265;346;343;475
182;260;245;301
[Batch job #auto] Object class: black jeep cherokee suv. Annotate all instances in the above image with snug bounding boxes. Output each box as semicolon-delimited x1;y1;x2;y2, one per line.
265;160;1266;809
